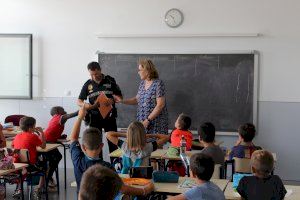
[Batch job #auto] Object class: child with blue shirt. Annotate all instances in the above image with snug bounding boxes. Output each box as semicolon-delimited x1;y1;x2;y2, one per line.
106;121;169;174
168;153;225;200
229;123;262;160
70;106;154;197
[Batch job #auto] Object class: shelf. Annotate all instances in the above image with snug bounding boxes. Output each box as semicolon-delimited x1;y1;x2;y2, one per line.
96;33;261;38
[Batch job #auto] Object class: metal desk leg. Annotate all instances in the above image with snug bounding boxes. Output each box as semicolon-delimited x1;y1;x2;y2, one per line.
19;170;24;200
64;144;67;190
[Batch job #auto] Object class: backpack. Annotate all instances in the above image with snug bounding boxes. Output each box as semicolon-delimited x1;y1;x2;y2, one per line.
121;155;142;174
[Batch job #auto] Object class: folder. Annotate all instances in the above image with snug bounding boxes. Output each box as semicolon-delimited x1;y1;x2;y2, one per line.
96;92;113;119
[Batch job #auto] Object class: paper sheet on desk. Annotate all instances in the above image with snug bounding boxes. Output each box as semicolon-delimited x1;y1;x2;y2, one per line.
97;92;112;118
178;179;197;189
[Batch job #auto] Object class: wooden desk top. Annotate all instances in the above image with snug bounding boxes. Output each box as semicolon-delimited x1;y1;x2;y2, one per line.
162;150;202;161
109;148;168;159
119;174;228;194
154;177;229;194
6;140;61;152
3;129;21;137
37;143;62;152
225;182;300;200
0;163;28;176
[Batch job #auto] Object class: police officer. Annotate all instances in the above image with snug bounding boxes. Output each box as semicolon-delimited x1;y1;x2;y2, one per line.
77;61;122;154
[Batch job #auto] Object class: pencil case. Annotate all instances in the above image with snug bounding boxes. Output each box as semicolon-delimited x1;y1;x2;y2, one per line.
152;171;179;183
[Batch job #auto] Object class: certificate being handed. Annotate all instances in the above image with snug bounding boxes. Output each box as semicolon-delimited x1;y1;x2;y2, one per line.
96;92;113;119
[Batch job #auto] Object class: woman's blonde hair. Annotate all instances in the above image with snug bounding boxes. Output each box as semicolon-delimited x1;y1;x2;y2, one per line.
138;58;159;80
127;121;146;151
251;150;274;177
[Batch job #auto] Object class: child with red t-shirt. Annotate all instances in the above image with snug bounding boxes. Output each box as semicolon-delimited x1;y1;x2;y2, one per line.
12;116;46;196
44;106;78;188
170;113;193;150
44;106;78;142
168;114;193;176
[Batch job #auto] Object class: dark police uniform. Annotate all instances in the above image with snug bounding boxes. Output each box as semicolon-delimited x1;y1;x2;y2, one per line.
78;74;122;153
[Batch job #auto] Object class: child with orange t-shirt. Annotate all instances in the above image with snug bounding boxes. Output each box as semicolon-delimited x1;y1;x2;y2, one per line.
168;114;193;176
170;113;193;150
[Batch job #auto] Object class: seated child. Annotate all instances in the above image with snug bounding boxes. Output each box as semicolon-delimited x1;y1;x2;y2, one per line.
168;153;225;200
44;106;78;142
0;124;6;148
44;106;78;187
70;107;154;196
12;116;46;196
198;122;225;165
106;121;169;174
170;113;193;151
79;164;122;200
237;150;286;200
229;123;262;160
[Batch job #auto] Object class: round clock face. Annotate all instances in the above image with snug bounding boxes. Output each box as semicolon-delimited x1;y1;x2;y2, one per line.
165;8;184;28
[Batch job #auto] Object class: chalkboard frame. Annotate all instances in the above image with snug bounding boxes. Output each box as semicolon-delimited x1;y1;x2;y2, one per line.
97;51;259;136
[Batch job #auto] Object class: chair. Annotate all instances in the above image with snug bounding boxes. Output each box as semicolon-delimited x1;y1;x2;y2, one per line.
4;115;25;126
212;164;224;179
18;149;49;200
233;157;252;173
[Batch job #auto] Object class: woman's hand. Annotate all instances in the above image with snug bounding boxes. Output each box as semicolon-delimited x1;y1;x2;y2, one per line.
113;95;123;103
142;119;150;128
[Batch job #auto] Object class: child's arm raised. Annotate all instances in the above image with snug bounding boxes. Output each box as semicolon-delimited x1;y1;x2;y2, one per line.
60;110;79;125
70;107;86;142
147;134;169;146
106;131;127;146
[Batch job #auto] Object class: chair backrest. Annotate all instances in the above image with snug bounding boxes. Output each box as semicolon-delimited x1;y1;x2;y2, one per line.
212;164;222;179
233;157;251;173
4;115;25;126
18;149;30;164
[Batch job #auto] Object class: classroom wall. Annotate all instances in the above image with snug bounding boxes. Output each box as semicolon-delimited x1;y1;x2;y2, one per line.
0;0;300;181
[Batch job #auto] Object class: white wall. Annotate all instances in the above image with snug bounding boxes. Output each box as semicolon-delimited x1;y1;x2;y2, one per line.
1;0;300;180
0;0;300;101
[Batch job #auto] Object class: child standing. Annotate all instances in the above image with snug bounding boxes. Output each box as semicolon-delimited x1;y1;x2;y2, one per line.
106;121;169;174
168;153;225;200
170;113;193;151
229;123;262;160
237;150;286;200
44;106;78;188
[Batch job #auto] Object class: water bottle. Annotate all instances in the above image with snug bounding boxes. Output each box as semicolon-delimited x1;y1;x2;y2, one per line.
180;135;187;154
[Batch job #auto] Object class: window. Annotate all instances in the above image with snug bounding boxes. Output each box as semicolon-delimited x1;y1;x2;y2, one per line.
0;34;32;99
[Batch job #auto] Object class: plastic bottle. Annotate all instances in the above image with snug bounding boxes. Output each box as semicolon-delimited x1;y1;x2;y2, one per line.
180;135;187;154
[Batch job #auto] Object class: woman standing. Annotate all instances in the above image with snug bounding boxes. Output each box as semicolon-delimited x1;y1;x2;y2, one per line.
115;58;168;135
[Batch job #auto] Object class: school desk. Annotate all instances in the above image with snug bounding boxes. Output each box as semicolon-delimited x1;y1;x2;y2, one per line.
71;175;229;196
2;128;21;138
56;138;71;190
109;148;168;159
0;163;28;200
224;182;300;200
